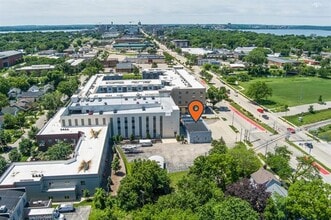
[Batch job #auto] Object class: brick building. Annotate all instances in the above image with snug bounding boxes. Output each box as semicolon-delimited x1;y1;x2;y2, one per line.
0;51;23;68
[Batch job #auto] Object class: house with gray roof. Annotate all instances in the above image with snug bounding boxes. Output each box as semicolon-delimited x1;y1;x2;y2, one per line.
251;167;288;197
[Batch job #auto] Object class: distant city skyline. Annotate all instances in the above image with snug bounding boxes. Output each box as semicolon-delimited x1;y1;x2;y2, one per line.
1;0;330;26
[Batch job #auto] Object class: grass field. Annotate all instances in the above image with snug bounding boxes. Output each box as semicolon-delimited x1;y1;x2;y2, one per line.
168;171;188;189
310;124;331;142
240;77;331;108
284;109;331;126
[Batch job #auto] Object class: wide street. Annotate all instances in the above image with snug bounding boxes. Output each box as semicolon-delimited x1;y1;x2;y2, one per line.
145;30;331;183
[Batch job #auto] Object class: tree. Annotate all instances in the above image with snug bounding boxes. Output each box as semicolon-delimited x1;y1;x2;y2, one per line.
57;78;78;97
151;62;158;68
28;126;39;140
189;153;238;190
93;188;107;209
199;197;259;220
286;179;331;220
228;143;261;178
289;156;320;183
246;81;272;102
0;93;8;111
111;155;121;174
245;48;268;65
266;146;292;180
45;142;72;160
264;195;286;220
308;105;314;113
83;189;90;199
0;129;11;147
207;86;227;108
318;95;323;104
9;148;22;162
41;91;63;111
225;178;271;214
0;156;7;175
209;138;227;155
0;77;10;95
117;159;171;210
19;138;33;156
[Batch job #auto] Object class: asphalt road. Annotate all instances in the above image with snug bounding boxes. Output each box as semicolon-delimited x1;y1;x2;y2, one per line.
147;33;331;183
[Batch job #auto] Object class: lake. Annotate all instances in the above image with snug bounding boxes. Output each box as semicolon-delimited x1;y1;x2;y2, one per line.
240;29;331;37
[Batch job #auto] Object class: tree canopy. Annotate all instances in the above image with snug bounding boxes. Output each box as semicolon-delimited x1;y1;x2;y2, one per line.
286;179;331;220
45;142;72;160
117;159;171;211
246;81;272;101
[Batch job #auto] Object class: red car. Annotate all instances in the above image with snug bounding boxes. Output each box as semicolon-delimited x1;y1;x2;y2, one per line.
257;108;264;113
287;127;295;134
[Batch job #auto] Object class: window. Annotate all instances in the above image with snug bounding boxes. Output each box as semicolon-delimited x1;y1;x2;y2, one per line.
75;119;78;126
61;120;65;127
88;119;91;126
81;119;84;126
81;181;86;185
95;118;99;125
65;196;70;199
68;119;72;126
103;118;106;125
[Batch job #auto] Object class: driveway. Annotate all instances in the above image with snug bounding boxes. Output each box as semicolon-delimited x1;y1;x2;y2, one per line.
64;206;91;220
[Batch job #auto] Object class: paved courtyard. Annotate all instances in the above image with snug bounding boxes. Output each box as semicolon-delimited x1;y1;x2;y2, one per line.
124;140;211;172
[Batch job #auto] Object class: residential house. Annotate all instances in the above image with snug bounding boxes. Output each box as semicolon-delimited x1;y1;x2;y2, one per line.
251;167;288;197
7;88;22;99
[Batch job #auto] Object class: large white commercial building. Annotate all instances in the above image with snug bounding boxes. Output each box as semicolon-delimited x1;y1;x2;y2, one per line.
0;67;207;201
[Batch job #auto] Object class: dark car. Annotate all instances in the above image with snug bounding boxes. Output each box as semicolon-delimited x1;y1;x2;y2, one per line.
304;142;313;149
262;114;269;120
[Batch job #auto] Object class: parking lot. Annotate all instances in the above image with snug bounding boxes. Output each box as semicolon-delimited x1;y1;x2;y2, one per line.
64;206;91;220
124;139;211;172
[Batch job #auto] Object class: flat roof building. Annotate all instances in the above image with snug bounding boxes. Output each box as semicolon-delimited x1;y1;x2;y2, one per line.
0;50;23;69
0;67;207;202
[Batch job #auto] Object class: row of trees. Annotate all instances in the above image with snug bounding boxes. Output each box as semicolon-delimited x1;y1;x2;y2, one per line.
91;139;331;219
165;27;331;54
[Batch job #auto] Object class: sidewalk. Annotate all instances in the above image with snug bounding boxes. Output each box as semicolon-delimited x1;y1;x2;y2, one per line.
275;101;331;117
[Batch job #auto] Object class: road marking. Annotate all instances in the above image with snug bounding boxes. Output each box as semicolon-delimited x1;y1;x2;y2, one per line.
312;162;330;175
229;106;265;131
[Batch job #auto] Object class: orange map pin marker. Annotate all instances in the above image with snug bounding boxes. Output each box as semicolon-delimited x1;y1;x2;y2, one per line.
188;100;204;122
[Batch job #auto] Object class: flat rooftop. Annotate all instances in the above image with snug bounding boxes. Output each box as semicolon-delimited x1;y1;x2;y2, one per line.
0;50;22;59
78;68;204;98
0;109;108;186
182;117;210;132
68;95;178;116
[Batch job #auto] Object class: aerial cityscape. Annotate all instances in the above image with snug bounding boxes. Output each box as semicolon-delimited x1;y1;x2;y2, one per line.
0;1;330;220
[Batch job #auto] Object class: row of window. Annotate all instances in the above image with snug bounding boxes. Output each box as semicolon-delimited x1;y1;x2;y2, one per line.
115;116;163;138
62;118;108;127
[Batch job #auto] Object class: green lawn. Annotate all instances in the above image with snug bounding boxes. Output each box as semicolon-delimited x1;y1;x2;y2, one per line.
168;171;188;189
310;124;331;142
240;77;331;108
284;109;331;126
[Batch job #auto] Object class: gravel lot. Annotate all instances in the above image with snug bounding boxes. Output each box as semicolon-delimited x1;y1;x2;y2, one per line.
124;140;211;173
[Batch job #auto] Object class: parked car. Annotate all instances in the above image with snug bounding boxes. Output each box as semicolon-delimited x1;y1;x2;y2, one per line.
56;204;75;213
262;114;269;120
287;127;296;134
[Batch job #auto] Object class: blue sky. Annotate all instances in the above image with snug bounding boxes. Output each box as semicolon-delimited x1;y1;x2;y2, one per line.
1;0;330;26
